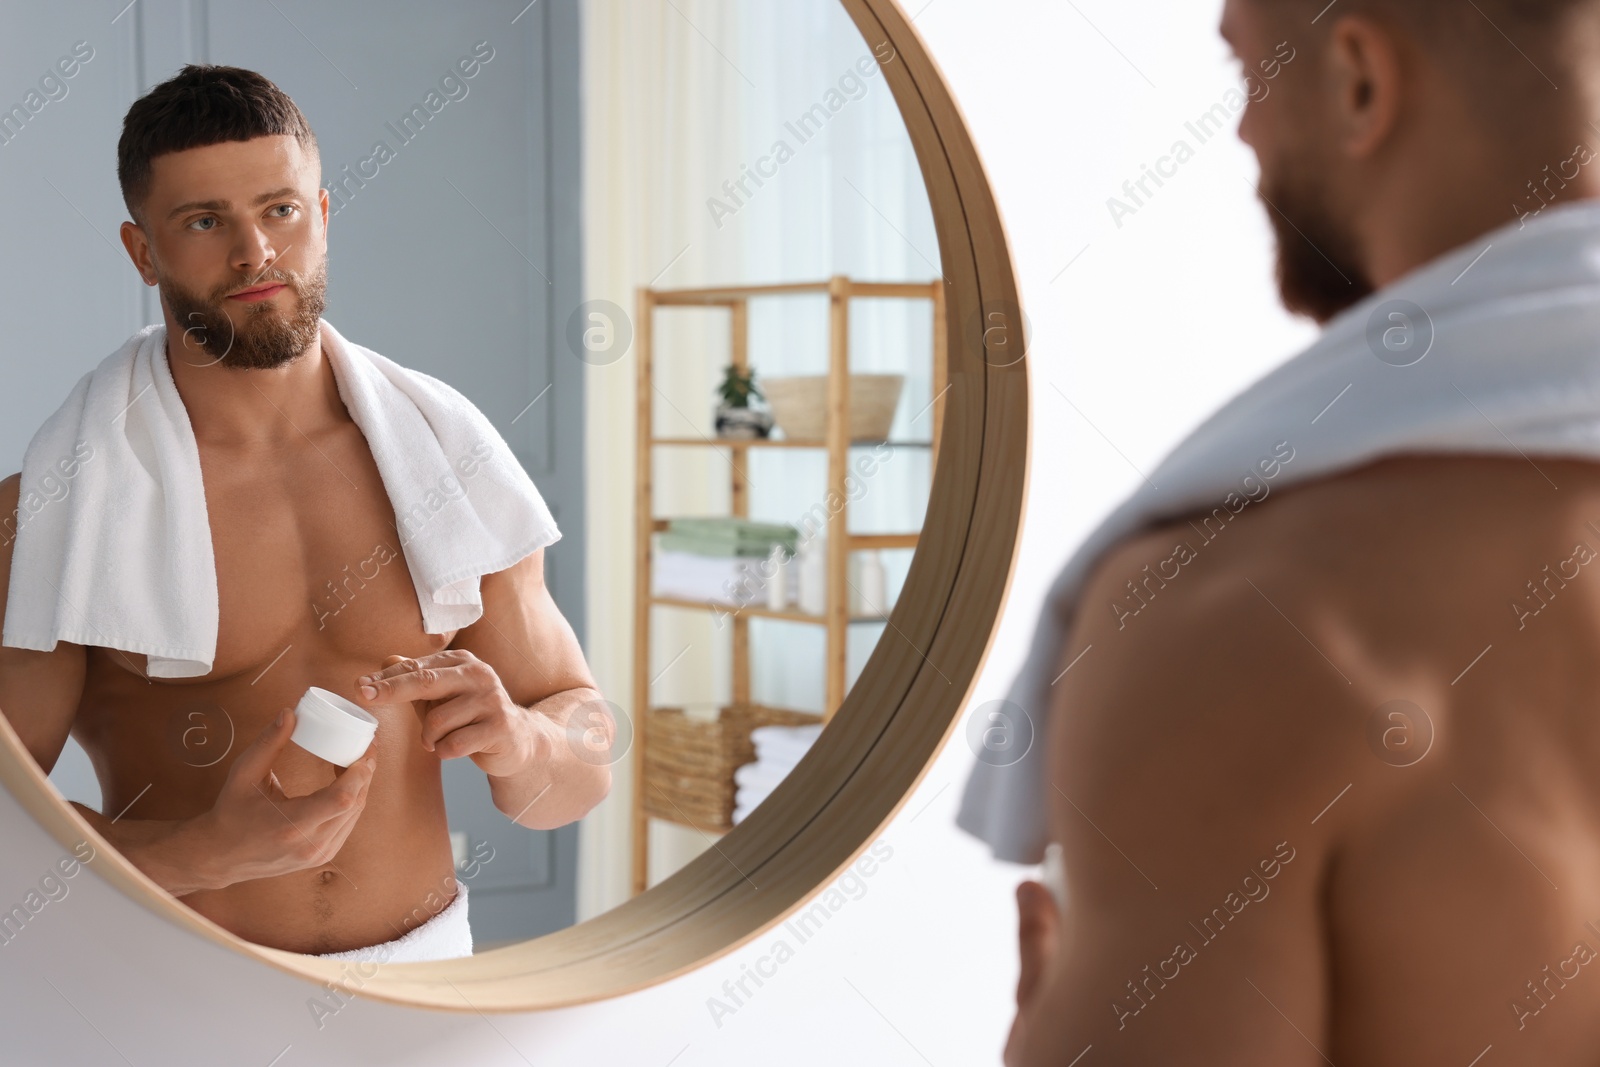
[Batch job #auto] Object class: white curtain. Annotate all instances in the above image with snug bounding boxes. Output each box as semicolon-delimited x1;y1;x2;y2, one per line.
732;3;940;716
579;0;939;920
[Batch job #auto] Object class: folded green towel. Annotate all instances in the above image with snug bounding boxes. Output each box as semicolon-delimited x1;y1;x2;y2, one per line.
668;517;798;543
659;519;800;558
658;532;785;558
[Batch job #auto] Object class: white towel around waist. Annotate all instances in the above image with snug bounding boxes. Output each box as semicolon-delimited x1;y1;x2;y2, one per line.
2;318;560;678
959;197;1600;864
311;877;473;964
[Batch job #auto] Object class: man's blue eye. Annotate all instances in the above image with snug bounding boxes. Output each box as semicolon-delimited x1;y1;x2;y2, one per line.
191;217;215;231
272;204;295;217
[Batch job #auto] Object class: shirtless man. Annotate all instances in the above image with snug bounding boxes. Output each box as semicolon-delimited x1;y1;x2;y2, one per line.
1005;2;1600;1063
0;66;611;956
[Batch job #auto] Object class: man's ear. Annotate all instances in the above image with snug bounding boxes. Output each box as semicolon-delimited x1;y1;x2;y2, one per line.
1014;879;1059;1008
1003;879;1061;1067
1325;14;1405;160
119;220;157;286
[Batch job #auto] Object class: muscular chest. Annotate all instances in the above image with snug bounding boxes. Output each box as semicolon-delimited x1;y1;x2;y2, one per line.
111;425;454;684
217;476;421;669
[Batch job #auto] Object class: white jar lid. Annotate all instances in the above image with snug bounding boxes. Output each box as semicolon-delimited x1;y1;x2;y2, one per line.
289;686;379;767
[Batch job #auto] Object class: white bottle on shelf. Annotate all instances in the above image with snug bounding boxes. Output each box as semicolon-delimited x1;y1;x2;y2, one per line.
797;534;826;615
858;549;888;616
765;544;789;611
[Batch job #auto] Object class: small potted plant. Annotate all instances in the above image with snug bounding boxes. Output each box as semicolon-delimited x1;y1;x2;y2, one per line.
714;363;774;439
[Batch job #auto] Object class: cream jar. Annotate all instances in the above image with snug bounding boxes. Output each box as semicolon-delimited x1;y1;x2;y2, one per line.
289;686;378;767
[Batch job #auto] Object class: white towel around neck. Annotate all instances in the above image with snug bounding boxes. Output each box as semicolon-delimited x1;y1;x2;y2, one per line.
958;197;1600;864
2;317;560;679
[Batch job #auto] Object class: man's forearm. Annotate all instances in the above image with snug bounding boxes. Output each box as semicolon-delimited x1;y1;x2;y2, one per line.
488;686;612;829
68;802;222;898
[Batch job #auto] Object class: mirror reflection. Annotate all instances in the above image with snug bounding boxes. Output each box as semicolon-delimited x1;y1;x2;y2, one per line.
0;0;941;963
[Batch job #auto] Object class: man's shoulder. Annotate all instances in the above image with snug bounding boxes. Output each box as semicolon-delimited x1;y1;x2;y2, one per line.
1061;451;1600;782
1059;490;1363;780
1048;502;1354;906
0;472;19;566
1072;460;1490;699
0;471;86;662
1085;452;1600;633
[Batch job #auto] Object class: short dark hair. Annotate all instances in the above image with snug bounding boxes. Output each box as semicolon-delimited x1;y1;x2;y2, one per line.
117;64;318;225
1257;0;1596;120
1265;0;1591;56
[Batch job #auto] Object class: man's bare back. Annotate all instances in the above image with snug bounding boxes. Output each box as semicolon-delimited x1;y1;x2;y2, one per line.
1016;453;1600;1062
991;1;1600;1058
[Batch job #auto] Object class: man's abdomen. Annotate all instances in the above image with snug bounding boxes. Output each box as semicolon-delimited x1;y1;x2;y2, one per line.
73;602;462;954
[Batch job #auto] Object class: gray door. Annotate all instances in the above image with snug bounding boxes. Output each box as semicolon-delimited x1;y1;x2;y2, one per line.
3;0;586;948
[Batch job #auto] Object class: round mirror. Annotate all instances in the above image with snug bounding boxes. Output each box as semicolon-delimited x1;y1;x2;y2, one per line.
0;0;1023;1011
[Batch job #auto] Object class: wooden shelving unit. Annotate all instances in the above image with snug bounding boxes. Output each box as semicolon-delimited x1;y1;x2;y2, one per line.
631;274;947;893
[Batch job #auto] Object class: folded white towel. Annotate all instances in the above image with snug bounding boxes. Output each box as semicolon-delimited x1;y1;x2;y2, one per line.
734;760;792;792
2;318;560;678
652;548;764;605
731;723;823;824
748;741;815;769
959;198;1600;863
750;722;823;764
311;877;473;963
732;781;785;825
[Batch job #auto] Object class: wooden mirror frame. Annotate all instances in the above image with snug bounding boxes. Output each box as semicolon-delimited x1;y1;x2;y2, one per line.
0;0;1028;1012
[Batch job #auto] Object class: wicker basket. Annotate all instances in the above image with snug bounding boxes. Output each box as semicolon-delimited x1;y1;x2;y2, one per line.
642;703;821;831
762;373;905;442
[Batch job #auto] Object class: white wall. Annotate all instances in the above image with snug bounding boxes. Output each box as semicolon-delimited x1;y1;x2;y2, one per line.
0;1;1317;1062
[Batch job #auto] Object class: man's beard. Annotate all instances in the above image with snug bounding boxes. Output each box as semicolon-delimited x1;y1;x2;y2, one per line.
1258;161;1374;324
160;256;328;371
